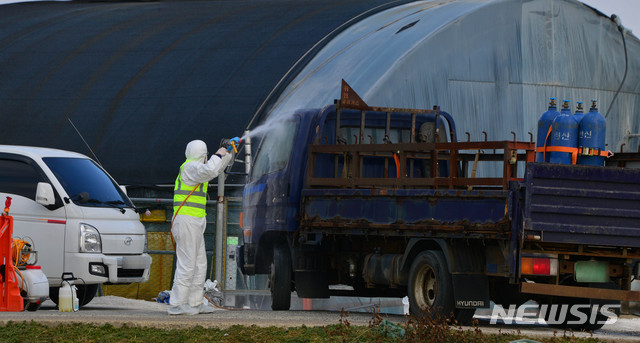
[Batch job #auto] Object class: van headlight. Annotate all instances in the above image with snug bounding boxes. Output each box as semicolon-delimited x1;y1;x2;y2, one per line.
80;224;102;253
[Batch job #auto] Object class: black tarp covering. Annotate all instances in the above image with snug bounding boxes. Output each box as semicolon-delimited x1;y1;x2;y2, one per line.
0;0;405;185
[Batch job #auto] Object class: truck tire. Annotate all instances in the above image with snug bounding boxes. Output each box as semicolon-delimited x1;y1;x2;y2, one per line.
270;241;292;310
542;301;597;331
408;251;455;320
542;282;618;332
543;299;617;331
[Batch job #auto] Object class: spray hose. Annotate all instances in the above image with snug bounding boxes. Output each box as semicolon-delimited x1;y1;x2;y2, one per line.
11;241;26;291
12;239;31;267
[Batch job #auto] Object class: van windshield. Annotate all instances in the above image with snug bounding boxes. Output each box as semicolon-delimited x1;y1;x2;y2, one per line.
43;157;133;209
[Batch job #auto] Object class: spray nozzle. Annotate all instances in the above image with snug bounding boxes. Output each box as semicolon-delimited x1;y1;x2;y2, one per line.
220;137;241;153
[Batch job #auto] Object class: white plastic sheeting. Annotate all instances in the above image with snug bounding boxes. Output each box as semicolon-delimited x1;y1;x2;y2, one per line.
262;0;640;154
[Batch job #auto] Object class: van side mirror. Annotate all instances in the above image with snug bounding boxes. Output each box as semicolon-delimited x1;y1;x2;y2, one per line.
119;185;127;196
36;182;55;206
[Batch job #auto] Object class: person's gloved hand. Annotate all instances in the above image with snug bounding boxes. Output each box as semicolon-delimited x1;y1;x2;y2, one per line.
227;137;240;151
215;147;228;157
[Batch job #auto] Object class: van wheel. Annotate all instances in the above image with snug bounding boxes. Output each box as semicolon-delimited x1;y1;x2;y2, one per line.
270;241;292;311
49;287;60;305
408;250;473;324
49;284;98;308
76;284;99;307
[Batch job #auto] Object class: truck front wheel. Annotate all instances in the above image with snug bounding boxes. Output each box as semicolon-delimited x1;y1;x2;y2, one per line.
270;241;292;310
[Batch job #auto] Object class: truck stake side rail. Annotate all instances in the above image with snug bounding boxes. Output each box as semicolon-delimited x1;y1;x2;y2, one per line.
307;140;535;190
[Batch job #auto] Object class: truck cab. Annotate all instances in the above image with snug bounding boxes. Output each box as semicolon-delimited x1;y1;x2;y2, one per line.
240;109;318;276
240;94;454;309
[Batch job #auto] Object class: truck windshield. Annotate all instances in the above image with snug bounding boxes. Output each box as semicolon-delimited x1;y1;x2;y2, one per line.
250;120;297;180
43;157;133;208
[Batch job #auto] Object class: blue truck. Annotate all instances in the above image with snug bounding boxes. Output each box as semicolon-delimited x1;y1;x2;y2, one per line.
238;81;640;330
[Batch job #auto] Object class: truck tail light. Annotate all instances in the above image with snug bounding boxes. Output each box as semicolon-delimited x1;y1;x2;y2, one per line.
521;257;558;276
239;211;243;229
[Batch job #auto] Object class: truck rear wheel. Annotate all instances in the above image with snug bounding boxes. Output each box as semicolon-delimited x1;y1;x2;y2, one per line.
270;241;292;310
408;250;474;325
408;251;454;320
542;299;617;331
542;282;619;332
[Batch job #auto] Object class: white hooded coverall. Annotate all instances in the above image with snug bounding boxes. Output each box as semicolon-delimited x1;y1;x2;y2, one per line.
170;140;231;308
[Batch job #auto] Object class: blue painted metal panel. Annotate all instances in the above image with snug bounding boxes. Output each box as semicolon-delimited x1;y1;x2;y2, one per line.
301;188;511;233
523;163;640;247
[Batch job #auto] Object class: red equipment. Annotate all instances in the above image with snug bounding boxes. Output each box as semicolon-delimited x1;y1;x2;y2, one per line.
0;197;25;311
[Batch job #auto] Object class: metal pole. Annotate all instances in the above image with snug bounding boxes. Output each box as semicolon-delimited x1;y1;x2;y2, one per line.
215;172;225;286
242;130;253;291
244;130;252;176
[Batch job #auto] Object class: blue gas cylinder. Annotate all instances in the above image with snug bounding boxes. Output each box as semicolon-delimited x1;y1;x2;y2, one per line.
573;101;585;124
549;100;578;164
536;98;560;162
578;100;606;166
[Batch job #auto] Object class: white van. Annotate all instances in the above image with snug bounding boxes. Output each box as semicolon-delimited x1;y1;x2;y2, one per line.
0;145;151;307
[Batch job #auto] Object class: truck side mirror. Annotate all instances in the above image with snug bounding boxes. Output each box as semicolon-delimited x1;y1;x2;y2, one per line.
119;185;127;196
36;182;55;206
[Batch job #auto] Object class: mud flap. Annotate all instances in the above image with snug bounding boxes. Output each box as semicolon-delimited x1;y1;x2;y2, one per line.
235;245;245;275
452;274;490;309
295;271;329;298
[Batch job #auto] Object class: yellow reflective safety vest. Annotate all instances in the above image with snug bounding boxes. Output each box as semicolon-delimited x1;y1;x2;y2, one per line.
173;160;209;218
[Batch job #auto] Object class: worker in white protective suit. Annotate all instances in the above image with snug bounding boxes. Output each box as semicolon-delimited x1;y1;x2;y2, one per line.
168;139;233;315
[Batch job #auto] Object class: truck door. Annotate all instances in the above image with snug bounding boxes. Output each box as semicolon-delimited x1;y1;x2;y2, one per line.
0;155;66;281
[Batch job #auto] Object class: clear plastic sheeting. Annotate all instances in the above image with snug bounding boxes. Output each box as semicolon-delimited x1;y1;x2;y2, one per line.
262;0;640;163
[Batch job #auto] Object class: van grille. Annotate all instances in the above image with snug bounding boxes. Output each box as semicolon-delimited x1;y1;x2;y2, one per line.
117;269;145;278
